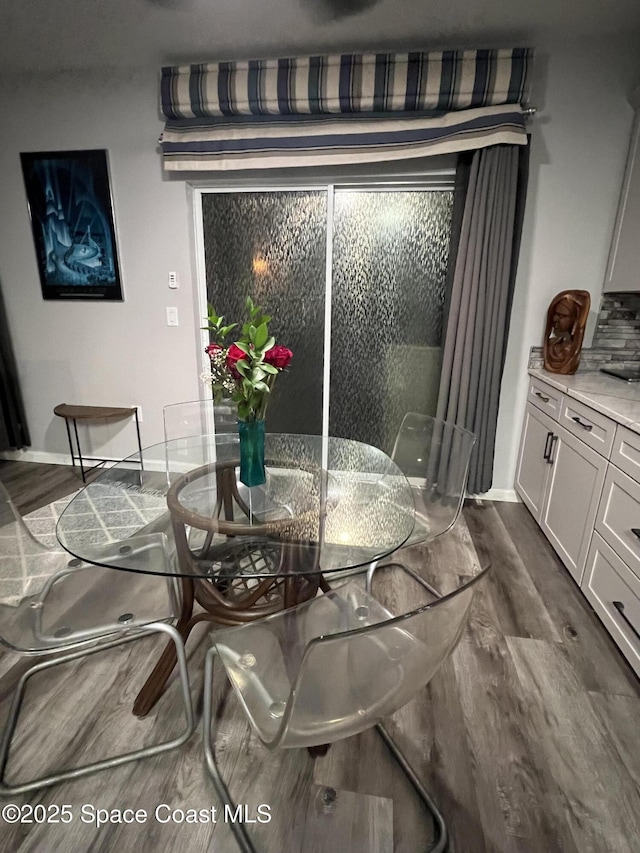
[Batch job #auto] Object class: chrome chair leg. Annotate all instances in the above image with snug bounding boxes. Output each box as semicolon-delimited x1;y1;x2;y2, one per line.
203;646;256;853
376;722;448;853
0;622;195;795
203;644;448;853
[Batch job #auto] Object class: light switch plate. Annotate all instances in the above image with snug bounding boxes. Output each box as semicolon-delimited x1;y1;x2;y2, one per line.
166;307;179;326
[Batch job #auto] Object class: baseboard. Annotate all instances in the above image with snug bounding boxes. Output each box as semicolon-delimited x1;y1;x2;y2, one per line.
474;488;520;502
1;451;523;503
0;448;138;467
0;448;169;475
0;448;73;466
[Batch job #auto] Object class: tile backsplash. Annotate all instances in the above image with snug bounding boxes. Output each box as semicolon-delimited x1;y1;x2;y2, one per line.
529;293;640;371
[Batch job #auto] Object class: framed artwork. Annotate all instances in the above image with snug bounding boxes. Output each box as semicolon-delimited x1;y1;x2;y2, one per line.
20;149;123;301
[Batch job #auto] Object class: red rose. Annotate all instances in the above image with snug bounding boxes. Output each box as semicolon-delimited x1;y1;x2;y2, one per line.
205;342;223;359
226;343;248;379
264;345;293;370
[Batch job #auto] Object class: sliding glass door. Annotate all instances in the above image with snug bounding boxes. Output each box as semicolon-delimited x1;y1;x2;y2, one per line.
201;190;327;436
330;189;453;452
199;181;453;453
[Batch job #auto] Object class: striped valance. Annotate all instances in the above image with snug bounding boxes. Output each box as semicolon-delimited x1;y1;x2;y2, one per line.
160;49;533;171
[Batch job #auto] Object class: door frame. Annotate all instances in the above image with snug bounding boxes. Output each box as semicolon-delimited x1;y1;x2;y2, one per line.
190;164;456;437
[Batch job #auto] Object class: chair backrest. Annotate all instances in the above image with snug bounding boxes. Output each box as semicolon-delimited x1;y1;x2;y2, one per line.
163;399;237;442
213;563;488;750
391;412;476;546
0;482;67;615
0;483;177;653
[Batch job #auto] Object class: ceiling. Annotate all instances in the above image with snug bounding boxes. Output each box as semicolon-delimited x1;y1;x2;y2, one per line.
1;0;639;74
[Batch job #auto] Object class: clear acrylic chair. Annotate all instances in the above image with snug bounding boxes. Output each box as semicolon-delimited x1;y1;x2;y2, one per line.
0;483;195;794
391;412;476;548
203;559;489;853
163;398;237;442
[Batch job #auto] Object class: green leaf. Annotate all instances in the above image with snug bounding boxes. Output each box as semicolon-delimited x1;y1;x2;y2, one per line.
234;341;251;355
236;359;249;376
254;322;268;349
261;363;278;374
254;381;270;393
261;336;275;353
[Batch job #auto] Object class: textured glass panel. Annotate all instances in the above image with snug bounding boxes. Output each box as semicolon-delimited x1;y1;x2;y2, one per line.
329;190;453;453
202;192;327;435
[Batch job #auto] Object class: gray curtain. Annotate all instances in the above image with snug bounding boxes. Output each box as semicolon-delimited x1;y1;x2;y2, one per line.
0;281;30;450
436;143;529;494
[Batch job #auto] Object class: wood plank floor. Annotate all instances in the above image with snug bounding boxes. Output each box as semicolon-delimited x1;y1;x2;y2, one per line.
0;460;98;515
0;461;638;852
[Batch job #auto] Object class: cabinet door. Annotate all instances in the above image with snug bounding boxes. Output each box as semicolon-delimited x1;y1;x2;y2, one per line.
541;424;607;585
514;404;555;520
603;110;640;292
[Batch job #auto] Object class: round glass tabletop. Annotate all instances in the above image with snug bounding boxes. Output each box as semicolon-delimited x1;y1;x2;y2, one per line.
56;433;415;577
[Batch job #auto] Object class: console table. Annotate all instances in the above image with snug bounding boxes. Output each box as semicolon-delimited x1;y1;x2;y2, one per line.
53;403;143;482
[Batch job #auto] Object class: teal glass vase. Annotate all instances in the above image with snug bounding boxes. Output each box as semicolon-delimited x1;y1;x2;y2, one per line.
238;419;266;487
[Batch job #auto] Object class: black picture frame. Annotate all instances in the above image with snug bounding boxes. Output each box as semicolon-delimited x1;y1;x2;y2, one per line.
20;149;123;301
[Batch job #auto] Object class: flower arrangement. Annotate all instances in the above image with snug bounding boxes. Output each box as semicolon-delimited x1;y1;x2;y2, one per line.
203;296;293;422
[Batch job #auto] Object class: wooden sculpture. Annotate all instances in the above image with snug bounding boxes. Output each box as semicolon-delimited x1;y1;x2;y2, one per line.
543;289;591;375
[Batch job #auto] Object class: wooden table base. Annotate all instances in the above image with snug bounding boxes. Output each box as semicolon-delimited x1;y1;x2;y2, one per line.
133;571;323;718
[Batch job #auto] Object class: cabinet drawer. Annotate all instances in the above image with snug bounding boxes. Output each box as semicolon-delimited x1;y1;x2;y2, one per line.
527;378;563;420
595;465;640;578
582;533;640;676
558;397;615;458
610;424;640;482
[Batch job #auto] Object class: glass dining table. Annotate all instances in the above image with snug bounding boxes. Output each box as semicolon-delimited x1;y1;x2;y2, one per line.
56;433;415;715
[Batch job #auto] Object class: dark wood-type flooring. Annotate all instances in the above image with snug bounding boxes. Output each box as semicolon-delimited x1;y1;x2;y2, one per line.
0;459;638;852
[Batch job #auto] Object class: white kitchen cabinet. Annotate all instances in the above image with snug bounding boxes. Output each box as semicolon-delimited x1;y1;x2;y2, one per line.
583;533;640;676
518;373;640;671
516;398;607;584
603;109;640;292
514;403;556;519
540;424;607;584
595;464;640;579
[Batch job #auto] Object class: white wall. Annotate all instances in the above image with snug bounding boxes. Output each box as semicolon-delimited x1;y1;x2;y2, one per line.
0;68;202;461
492;35;638;494
0;37;638;492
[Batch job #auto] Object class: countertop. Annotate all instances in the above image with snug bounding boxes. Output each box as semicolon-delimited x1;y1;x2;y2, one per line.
528;368;640;435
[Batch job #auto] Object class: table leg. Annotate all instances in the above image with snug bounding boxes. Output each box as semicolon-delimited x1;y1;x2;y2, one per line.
133;542;326;717
133;573;284;716
133;576;195;717
279;559;333;759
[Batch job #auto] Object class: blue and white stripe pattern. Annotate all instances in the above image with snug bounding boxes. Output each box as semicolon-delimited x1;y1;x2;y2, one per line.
161;49;532;118
160;49;532;171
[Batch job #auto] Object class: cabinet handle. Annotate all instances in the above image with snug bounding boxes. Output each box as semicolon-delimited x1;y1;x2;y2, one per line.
535;391;550;403
571;416;593;431
547;434;558;465
612;600;640;643
543;431;554;460
631;529;640;540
